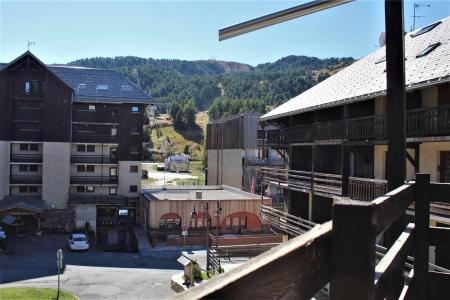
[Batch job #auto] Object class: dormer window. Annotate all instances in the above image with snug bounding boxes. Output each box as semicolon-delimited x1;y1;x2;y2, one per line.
375;56;386;64
416;42;441;58
131;106;139;113
411;21;441;38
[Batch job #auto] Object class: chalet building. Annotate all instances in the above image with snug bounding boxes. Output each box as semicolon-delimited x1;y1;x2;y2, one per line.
259;17;450;224
206;113;284;197
0;52;154;249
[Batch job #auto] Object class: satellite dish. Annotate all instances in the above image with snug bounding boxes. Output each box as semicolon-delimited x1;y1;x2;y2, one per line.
379;32;386;47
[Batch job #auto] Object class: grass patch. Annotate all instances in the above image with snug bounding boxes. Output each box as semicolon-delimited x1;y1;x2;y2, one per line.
189;161;205;185
142;177;157;184
0;288;77;300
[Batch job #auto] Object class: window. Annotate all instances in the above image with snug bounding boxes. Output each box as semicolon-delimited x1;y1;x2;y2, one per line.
411;21;441;38
131;106;139;113
416;42;441;58
375;55;386;64
29;186;38;193
77;145;86;152
29;144;38;151
88;105;96;111
86;165;95;173
29;165;38;172
86;145;95;152
77;165;86;172
19;186;28;193
25;81;31;94
19;165;28;172
86;186;95;192
129;185;138;193
130;165;138;173
78;83;87;90
76;186;85;193
96;84;108;91
20;144;29;151
111;128;117;136
109;187;117;195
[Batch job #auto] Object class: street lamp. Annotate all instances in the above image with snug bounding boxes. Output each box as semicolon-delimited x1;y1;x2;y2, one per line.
191;201;210;270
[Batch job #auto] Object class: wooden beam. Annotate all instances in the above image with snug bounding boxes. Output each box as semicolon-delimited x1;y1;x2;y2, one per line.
431;182;450;203
429;271;450;300
374;223;414;300
330;200;375;300
174;222;332;300
414;174;430;300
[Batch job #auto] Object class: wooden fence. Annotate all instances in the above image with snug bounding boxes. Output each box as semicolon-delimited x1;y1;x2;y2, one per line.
173;174;450;300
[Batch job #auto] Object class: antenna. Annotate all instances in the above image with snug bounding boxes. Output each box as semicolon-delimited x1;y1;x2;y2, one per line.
411;3;431;31
27;41;35;51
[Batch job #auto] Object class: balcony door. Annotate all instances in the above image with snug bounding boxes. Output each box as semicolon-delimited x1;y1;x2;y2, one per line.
440;151;450;183
110;167;117;182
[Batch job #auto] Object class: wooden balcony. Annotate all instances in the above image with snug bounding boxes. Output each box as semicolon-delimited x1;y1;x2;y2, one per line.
72;110;119;124
71;155;117;164
261;167;389;201
72;134;118;144
12;132;43;142
262;105;450;146
175;175;450;300
13;109;42;122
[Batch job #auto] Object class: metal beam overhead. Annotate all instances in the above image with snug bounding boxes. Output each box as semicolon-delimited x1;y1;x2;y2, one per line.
219;0;354;41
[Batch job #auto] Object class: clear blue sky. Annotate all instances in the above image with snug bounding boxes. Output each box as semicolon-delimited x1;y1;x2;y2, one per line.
1;1;448;66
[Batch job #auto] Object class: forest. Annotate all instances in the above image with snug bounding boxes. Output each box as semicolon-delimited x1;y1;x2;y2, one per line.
68;55;354;120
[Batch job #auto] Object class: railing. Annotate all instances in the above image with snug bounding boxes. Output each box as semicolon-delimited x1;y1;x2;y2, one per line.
10;175;42;184
70;176;118;184
12;132;43;141
260;204;315;236
71;155;117;164
72;134;118;144
175;174;450;300
72;110;119;124
68;194;125;205
263;106;450;146
245;157;285;166
13;109;42;121
10;154;43;163
348;176;388;201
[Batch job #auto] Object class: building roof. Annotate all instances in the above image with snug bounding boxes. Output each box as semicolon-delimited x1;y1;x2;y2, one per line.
0;195;48;214
0;52;154;105
261;16;450;121
142;185;268;201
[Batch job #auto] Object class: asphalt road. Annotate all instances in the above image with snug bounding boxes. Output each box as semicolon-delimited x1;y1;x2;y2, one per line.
0;233;182;299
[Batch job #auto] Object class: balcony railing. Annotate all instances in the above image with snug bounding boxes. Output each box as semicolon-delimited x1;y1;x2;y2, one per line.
260;204;315;236
348;176;388;201
13;109;42;121
12;132;43;142
10;154;43;163
10;175;42;184
69;194;125;205
261;167;390;201
71;155;117;164
70;176;118;185
72;134;118;144
245;157;285;166
72;110;119;124
262;105;450;146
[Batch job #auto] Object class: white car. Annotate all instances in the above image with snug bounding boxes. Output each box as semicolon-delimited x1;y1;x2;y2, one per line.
68;233;89;251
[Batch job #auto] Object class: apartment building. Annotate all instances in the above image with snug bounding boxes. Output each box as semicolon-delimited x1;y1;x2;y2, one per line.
259;17;450;224
206;113;284;197
0;51;154;249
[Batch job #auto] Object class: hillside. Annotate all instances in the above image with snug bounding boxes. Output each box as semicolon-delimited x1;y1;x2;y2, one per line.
67;55;354;116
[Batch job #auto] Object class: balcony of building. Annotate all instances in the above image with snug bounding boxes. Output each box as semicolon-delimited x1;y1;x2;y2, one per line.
261;105;450;147
13;108;42;122
70;176;118;185
72;110;119;124
70;155;117;164
245;157;285;167
72;134;118;144
12;130;43;142
10;175;42;185
10;153;43;163
68;194;126;205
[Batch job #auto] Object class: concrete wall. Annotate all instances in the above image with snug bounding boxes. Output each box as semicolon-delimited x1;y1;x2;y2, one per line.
374;145;415;181
74;205;96;230
147;198;271;230
207;149;243;189
419;142;450;182
0;141;10;199
118;161;141;197
42;142;71;208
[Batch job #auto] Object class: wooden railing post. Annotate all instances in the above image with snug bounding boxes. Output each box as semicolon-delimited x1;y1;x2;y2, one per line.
414;173;430;299
331;200;375;300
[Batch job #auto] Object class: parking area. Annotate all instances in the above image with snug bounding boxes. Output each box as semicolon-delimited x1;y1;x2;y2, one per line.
0;233;182;299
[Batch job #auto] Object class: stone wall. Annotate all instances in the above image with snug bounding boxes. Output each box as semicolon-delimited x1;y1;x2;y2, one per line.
41;208;74;231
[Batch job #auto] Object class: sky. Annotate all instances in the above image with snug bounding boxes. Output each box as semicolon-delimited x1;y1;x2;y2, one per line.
0;0;449;66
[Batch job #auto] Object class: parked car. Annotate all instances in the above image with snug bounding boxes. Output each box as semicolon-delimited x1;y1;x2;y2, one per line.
68;233;89;251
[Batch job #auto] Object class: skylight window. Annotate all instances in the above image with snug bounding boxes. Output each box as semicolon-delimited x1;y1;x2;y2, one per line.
411;21;441;38
121;85;132;92
375;56;386;64
416;42;441;58
96;84;108;91
78;83;87;89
